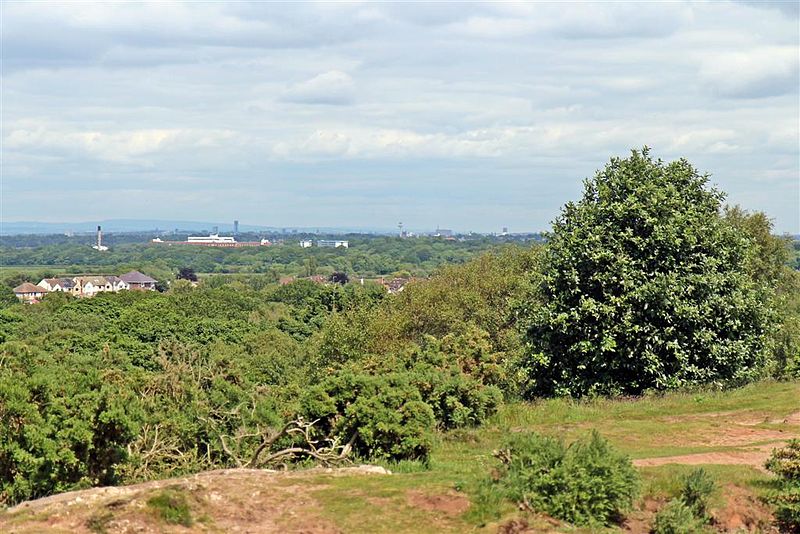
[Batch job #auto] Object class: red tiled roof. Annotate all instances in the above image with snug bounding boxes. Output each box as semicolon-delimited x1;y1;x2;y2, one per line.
14;282;49;294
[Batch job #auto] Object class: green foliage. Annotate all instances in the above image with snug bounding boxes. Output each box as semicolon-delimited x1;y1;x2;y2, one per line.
147;488;193;526
0;348;142;504
520;148;772;397
652;499;709;534
678;468;716;519
767;439;800;482
0;286;18;308
764;440;800;533
302;371;435;462
489;430;639;526
724;206;800;379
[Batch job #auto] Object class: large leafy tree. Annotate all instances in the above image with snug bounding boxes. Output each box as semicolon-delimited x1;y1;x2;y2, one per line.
518;148;771;397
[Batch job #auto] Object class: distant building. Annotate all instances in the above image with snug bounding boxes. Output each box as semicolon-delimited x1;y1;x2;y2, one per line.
105;275;130;292
188;233;236;244
13;283;49;303
92;225;109;251
317;240;349;248
38;278;67;292
151;234;267;247
120;270;158;291
299;240;313;248
74;276;112;297
434;228;453;237
234;220;239;235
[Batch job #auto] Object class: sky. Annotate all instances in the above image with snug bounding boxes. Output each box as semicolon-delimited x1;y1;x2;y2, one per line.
2;1;799;233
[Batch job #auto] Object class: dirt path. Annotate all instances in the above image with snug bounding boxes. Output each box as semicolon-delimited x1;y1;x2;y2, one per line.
633;446;777;471
634;410;800;470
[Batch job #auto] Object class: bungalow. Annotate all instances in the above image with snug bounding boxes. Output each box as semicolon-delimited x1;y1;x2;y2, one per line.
74;276;112;297
120;270;157;291
13;282;50;303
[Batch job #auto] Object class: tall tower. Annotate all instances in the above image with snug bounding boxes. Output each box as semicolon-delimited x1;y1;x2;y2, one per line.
92;225;108;251
398;222;404;237
234;220;239;235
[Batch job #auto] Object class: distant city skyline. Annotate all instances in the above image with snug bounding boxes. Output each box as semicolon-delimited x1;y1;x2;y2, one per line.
2;2;798;233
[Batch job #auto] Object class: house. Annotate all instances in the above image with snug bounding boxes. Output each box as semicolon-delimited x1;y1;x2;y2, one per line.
38;277;76;293
74;276;112;297
105;275;129;292
13;282;50;303
120;270;157;291
378;277;416;294
38;278;64;292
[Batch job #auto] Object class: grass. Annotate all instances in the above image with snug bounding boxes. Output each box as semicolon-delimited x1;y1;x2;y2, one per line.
303;380;799;533
145;487;193;527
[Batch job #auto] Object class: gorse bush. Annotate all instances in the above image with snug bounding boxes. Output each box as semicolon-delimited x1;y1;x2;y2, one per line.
652;499;709;534
765;440;800;532
679;468;716;519
489;430;639;526
302;371;435;462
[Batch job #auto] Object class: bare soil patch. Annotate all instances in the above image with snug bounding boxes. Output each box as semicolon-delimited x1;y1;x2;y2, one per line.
711;484;778;533
633;445;779;471
406;490;470;516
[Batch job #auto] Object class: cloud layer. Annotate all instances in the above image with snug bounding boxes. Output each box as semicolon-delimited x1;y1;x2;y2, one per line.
2;1;798;232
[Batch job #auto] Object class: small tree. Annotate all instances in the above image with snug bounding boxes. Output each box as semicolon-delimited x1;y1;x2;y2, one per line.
177;267;198;282
519;148;771;397
329;272;349;285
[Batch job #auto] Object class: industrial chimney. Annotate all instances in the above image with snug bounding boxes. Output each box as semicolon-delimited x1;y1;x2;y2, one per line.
92;225;108;251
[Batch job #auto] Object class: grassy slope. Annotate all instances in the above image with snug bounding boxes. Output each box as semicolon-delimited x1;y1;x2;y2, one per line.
2;381;797;533
309;380;799;533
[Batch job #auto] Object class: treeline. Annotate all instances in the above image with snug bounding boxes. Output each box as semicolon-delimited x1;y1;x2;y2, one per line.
1;149;798;507
0;235;522;280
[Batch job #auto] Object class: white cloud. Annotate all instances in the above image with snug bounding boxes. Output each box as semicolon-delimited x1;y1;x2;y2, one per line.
5;123;237;164
1;1;798;232
281;70;356;105
699;46;799;98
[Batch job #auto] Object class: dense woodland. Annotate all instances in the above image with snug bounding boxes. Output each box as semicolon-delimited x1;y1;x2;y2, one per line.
0;234;534;283
1;151;799;528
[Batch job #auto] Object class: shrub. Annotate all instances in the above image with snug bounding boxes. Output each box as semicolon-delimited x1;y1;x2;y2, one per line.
491;430;639;526
653;499;709;534
679;468;716;519
765;440;800;532
302;371;435;462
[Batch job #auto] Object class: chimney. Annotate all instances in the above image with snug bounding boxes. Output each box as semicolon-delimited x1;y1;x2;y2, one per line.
97;225;102;248
234;220;239;235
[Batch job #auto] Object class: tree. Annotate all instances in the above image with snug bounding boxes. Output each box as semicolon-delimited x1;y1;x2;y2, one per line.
518;148;771;397
304;257;318;277
177;267;198;282
329;272;349;285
